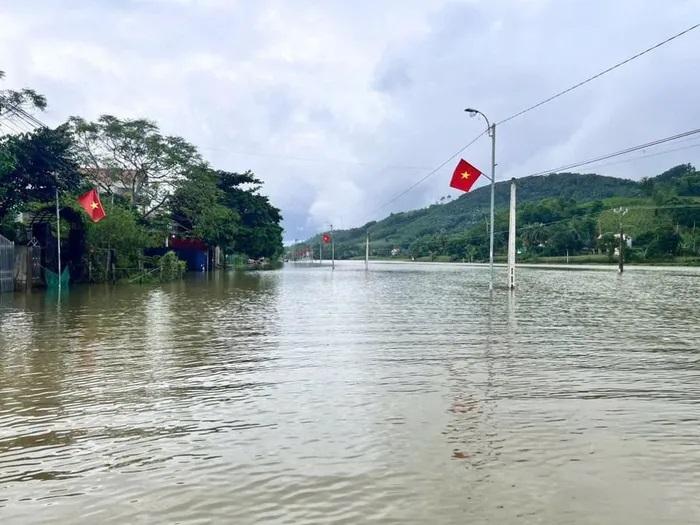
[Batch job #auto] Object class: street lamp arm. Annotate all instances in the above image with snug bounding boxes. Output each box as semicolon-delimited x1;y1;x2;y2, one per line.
464;106;496;290
464;108;491;134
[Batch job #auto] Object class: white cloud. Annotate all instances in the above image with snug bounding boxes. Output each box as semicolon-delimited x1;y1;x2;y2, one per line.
0;0;698;241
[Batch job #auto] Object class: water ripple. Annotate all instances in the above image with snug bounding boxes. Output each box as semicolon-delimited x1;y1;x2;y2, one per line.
1;263;700;523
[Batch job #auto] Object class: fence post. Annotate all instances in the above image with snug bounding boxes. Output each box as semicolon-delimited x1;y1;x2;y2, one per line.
26;246;33;293
0;235;15;294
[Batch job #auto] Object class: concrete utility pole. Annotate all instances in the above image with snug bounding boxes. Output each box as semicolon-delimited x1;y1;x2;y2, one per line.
614;207;628;273
465;108;496;290
507;178;516;290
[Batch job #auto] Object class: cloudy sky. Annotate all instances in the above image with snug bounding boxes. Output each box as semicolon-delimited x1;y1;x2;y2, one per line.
1;0;698;240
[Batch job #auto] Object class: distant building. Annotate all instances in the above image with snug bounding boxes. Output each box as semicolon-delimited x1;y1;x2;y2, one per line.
597;233;633;248
82;167;138;199
391;247;401;256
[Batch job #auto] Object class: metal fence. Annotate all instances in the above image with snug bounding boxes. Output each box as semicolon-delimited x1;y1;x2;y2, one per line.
0;234;14;294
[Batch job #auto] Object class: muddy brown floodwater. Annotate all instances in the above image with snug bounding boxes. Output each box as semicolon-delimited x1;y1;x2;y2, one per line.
1;261;699;523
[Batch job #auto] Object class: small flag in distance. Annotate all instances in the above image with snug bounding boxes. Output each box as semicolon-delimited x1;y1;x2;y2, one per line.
449;159;483;193
322;233;331;244
77;188;106;223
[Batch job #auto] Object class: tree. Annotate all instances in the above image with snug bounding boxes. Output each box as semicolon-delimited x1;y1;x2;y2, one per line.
67;115;203;217
520;222;547;252
639;177;655;197
171;167;239;252
171;168;283;259
0;70;47;124
216;170;283;258
645;225;681;258
597;232;617;261
0;126;80;218
545;226;582;256
84;203;150;280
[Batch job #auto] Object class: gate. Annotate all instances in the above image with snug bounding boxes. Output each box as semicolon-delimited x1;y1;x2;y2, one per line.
0;234;14;294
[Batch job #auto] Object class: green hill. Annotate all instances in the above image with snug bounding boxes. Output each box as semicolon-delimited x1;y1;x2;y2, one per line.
296;164;700;264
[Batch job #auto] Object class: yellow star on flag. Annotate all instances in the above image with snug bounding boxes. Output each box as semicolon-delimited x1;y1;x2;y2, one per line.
91;202;99;209
461;171;471;180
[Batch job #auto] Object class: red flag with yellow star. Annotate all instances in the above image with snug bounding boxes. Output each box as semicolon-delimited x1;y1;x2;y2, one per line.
449;159;483;193
77;188;106;223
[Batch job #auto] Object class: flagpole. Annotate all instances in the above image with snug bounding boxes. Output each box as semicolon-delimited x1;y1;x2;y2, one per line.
55;189;61;294
330;224;335;271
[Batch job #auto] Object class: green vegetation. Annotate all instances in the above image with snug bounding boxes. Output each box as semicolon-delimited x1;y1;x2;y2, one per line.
0;72;283;283
300;165;700;265
0;126;80;218
158;251;188;281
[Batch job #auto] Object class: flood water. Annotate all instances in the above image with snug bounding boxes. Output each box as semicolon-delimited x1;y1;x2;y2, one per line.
1;261;700;524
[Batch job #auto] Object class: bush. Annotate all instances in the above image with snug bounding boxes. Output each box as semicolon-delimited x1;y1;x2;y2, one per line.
158;251;186;281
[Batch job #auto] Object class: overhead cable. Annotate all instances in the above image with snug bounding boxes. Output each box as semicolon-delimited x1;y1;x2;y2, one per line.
496;23;700;126
526;128;700;177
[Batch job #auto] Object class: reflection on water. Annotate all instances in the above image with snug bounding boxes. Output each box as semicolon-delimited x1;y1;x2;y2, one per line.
1;262;700;524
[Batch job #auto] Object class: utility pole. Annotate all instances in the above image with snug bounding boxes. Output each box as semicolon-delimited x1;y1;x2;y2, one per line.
614;207;628;273
319;239;323;266
507;178;516;290
619;222;624;273
465;108;496;290
489;123;496;290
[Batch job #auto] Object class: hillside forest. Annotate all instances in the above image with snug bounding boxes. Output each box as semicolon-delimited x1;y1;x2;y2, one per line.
300;165;700;264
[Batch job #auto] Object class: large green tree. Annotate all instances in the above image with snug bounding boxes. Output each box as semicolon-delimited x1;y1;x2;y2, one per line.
171;168;283;259
216;170;283;258
0;126;80;218
67;115;203;217
171;167;239;252
0;70;47;123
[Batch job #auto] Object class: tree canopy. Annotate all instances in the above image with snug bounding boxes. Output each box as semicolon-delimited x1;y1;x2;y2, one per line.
67;115;203;217
171;168;283;258
0;72;284;275
0;70;47;118
0;126;80;217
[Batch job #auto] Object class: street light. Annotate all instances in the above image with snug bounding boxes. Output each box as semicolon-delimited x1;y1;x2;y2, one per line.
465;108;496;290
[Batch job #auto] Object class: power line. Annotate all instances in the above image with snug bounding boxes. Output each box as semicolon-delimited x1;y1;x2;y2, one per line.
0;102;46;132
200;145;432;171
360;24;699;224
496;23;700;126
577;140;700;171
369;130;488;215
0;104;44;129
366;126;699;229
526;128;700;177
361;141;700;242
0;118;27;135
